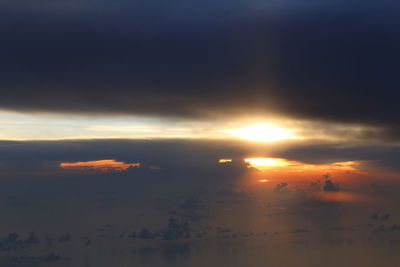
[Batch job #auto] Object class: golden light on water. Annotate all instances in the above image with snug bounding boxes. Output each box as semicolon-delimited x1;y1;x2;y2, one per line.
223;124;298;142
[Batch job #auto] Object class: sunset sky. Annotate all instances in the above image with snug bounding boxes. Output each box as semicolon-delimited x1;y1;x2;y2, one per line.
1;0;400;266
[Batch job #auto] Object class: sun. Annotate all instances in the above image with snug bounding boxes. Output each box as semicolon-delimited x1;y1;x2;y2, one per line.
224;124;296;142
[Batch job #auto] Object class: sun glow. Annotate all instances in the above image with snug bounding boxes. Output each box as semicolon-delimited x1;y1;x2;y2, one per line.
223;124;297;142
245;158;361;173
245;158;290;167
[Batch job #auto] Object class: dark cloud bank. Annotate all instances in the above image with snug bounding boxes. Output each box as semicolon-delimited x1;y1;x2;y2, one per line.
1;0;400;131
1;139;400;176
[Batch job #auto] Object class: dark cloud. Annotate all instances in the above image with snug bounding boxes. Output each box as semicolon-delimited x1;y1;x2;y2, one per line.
371;213;390;221
274;182;289;193
281;143;400;172
58;234;71;242
0;233;22;252
1;139;400;179
160;217;191;240
138;229;154;239
323;180;340;192
0;0;399;134
25;232;40;245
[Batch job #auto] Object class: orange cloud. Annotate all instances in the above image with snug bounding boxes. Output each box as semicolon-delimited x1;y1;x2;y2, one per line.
219;158;232;163
239;157;370;188
245;158;361;173
60;159;140;172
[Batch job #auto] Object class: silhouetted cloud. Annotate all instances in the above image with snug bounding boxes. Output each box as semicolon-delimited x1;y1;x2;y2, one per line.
274;182;289;193
138;229;154;239
0;233;22;252
371;213;390;221
58;234;71;242
323;180;340;192
161;217;191;240
25;232;40;245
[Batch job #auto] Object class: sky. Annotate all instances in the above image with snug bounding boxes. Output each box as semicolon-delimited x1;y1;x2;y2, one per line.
1;0;400;266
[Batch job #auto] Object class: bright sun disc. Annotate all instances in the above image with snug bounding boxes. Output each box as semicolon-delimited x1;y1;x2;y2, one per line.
224;124;295;142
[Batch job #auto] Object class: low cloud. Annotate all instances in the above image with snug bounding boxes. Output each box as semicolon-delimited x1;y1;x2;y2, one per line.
60;159;140;172
323;180;340;192
274;182;289;193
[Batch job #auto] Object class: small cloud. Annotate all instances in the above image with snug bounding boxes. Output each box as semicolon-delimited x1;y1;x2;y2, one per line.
323;180;340;192
371;213;390;221
161;217;190;240
58;233;71;242
25;232;40;245
309;180;321;191
83;236;91;246
0;233;22;251
138;229;154;239
218;159;232;163
323;173;331;179
274;182;288;193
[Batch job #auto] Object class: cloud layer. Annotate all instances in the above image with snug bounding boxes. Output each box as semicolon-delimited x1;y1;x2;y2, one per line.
1;0;399;131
